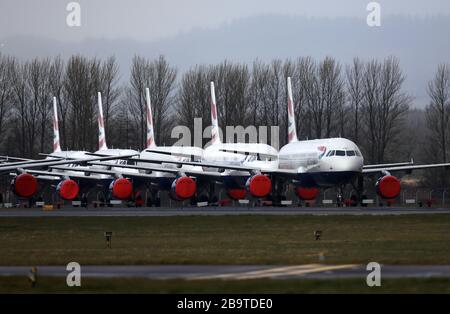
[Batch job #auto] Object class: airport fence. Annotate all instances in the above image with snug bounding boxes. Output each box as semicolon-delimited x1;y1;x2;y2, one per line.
2;184;450;209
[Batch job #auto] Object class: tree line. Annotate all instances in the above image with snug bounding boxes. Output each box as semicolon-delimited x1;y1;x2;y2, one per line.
0;53;449;186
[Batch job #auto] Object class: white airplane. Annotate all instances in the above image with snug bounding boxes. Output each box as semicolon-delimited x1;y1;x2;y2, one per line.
3;97;136;201
197;82;277;200
134;82;279;202
51;90;209;204
135;87;204;202
273;77;450;202
146;77;450;204
84;84;279;204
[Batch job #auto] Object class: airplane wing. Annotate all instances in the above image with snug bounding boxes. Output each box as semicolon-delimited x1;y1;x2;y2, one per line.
131;157;263;173
0;156;34;162
50;166;168;181
143;147;203;160
0;154;138;174
56;162;226;179
19;169;104;181
89;162;225;178
362;162;450;174
217;148;278;160
0;157;65;168
144;147;277;160
363;159;414;169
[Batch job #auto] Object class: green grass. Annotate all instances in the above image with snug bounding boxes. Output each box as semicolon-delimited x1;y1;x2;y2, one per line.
1;276;450;293
1;214;450;265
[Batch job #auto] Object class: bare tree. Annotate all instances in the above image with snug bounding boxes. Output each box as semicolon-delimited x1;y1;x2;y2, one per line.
127;55;177;149
361;57;411;163
63;55;101;151
346;58;364;144
424;63;450;187
426;63;450;163
0;54;14;153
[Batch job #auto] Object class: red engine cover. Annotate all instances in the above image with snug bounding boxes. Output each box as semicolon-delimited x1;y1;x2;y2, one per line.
57;179;79;200
110;178;133;200
376;175;401;199
12;173;38;198
227;189;247;200
245;174;272;198
296;187;319;200
171;176;196;200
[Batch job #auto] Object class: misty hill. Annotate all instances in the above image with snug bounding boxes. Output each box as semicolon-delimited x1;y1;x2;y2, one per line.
1;14;449;107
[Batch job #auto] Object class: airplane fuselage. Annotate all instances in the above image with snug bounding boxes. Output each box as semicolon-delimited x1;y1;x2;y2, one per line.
279;138;364;188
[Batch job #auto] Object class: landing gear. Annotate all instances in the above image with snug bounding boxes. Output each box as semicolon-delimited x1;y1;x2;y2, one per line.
350;174;365;206
207;182;218;205
336;186;344;207
271;177;287;206
146;188;161;207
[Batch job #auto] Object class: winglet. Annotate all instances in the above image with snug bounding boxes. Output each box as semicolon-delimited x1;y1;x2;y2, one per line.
287;77;298;143
145;87;157;148
210;81;221;145
52;97;62;153
97;92;108;150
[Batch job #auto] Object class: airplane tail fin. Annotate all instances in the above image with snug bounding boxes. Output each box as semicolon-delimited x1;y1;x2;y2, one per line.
287;77;298;143
210;81;221;145
52;97;62;153
145;87;157;148
97;92;108;150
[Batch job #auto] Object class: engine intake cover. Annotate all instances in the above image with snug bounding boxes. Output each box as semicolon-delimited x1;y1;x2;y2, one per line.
57;179;79;200
246;174;272;198
376;175;401;199
109;178;133;200
171;176;196;200
12;173;37;198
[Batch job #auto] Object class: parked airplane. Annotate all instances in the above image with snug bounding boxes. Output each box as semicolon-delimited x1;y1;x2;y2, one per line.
144;77;450;205
2;96;144;202
133;82;278;202
273;77;450;202
51;90;208;205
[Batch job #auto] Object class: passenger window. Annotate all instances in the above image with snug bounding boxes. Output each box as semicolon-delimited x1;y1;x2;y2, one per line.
336;150;345;156
346;150;356;156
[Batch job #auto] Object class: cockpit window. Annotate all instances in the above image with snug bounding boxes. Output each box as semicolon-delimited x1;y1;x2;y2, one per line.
335;150;345;156
346;150;356;156
326;150;335;157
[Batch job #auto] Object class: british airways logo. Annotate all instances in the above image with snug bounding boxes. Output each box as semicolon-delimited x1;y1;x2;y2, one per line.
318;146;327;159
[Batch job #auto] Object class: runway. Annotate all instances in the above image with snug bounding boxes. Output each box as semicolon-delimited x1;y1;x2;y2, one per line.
1;264;450;280
0;206;449;217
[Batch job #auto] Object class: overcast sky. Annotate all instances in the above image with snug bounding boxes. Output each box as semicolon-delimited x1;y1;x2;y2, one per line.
1;0;449;42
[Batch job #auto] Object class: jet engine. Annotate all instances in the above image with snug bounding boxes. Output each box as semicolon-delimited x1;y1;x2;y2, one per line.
295;187;319;200
170;176;197;200
109;178;133;200
11;173;38;198
56;179;79;200
245;174;272;198
376;175;401;199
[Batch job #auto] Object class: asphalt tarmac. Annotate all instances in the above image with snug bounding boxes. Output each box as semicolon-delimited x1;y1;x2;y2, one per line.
1;264;450;279
0;206;449;217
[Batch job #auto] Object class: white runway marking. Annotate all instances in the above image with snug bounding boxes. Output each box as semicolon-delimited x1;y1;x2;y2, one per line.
191;264;358;280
